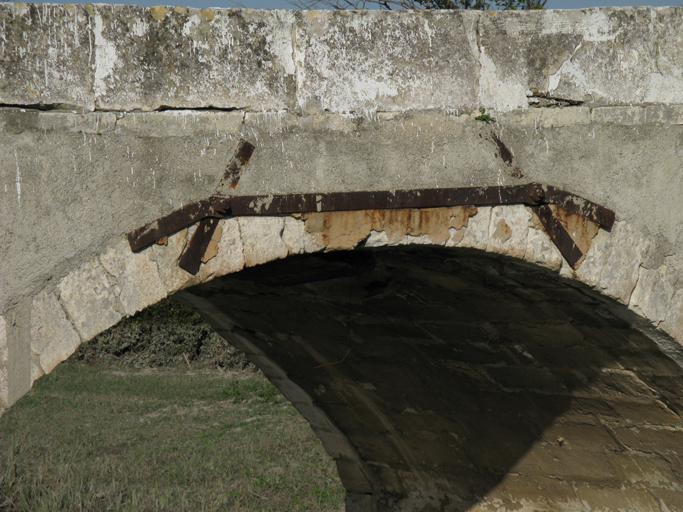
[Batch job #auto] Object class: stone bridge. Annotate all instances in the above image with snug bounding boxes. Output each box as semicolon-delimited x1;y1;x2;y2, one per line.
2;3;683;510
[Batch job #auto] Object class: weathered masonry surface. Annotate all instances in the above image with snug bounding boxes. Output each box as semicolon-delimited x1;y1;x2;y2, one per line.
2;4;683;511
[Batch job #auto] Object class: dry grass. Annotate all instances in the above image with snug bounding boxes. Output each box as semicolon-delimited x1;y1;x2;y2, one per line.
0;363;344;511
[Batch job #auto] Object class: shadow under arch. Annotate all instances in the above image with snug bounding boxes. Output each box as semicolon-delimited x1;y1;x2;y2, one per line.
175;245;683;512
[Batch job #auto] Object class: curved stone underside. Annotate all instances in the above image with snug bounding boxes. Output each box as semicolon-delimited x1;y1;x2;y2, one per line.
177;247;683;512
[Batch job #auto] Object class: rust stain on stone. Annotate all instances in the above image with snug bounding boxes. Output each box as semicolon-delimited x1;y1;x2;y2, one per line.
201;222;223;263
492;219;512;242
549;205;599;255
303;206;478;249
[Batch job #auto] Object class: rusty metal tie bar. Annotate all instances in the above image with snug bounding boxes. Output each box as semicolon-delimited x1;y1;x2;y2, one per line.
127;139;615;275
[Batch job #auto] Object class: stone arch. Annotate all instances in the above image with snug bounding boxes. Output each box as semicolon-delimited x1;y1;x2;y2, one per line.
18;203;683;511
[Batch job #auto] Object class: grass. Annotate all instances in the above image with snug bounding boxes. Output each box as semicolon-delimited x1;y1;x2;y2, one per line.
0;363;344;511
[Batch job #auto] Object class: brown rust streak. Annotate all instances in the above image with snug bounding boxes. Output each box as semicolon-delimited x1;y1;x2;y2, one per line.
548;205;600;256
303;206;478;250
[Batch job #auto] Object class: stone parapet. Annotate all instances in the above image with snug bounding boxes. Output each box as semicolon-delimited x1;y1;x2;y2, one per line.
2;5;683;114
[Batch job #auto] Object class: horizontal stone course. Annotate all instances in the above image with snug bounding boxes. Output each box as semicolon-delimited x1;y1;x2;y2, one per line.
2;5;683;113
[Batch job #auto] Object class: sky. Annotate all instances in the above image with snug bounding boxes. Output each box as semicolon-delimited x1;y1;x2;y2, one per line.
10;0;683;12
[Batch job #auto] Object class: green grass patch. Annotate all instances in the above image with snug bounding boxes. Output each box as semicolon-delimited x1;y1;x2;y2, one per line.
0;363;344;511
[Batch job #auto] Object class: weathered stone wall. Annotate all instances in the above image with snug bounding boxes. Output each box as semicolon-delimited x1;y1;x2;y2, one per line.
2;5;683;510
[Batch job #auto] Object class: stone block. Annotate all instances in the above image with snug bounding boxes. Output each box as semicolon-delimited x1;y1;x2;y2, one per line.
449;206;492;251
99;239;167;317
573;482;661;512
479;474;583;512
316;430;360;460
0;3;95;110
238;217;288;267
345;491;375;511
507;107;591;128
281;217;324;255
629;264;676;326
150;228;196;295
479;7;683;107
92;6;296;111
270;377;313;405
58;258;123;342
199;218;245;282
0;316;7;409
36;112;117;134
29;290;81;377
294;9;479;114
116;111;243;139
292;403;340;432
612;425;683;454
245;354;288;380
612;400;682;427
485;205;531;259
524;221;563;271
660;288;683;346
598;226;650;303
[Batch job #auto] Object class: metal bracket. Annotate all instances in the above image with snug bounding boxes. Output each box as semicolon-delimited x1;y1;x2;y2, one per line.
128;160;615;274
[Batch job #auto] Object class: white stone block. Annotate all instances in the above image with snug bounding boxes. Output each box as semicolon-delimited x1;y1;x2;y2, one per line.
281;217;324;255
58;258;123;342
30;290;82;376
199;218;246;282
100;239;168;317
524;225;563;271
629;265;676;327
575;226;613;288
486;205;531;260
150;228;197;295
451;206;492;251
239;217;289;267
596;222;650;305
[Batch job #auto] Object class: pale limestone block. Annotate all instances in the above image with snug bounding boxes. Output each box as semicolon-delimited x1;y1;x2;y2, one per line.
596;222;650;305
452;207;492;251
281;217;324;255
486;205;531;260
150;228;197;295
512;107;591;128
575;226;613;288
238;217;288;267
58;258;123;342
199;218;245;281
660;289;683;345
524;226;563;271
592;106;647;126
31;361;44;385
116;111;243;138
100;239;167;317
0;316;8;408
629;265;675;327
30;290;82;376
365;230;390;248
396;234;442;246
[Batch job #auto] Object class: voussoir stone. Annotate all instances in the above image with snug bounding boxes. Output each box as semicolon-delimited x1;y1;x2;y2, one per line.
57;258;123;342
30;289;81;378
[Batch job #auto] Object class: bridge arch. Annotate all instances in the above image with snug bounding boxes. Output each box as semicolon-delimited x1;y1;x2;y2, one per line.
3;4;683;510
21;203;683;511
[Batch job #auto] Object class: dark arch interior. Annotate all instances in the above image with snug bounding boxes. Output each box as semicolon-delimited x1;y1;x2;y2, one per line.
177;246;683;512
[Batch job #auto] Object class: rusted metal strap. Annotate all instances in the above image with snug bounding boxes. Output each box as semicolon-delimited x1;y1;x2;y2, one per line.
217;139;255;192
544;186;615;230
532;204;585;269
127;179;615;275
228;184;546;216
127;196;230;252
178;218;221;275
